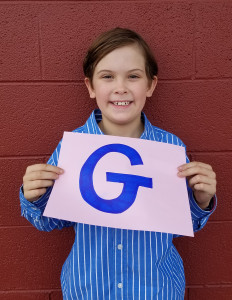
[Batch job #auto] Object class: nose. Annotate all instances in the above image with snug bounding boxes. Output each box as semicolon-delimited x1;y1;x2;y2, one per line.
114;79;128;94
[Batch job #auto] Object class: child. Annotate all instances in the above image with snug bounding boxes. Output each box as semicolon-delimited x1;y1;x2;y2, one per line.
20;28;217;299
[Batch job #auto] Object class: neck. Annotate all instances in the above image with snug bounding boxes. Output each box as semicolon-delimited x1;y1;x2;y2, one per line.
98;119;144;138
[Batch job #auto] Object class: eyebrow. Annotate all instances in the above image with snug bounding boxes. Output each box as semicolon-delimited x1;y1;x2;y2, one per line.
96;69;145;74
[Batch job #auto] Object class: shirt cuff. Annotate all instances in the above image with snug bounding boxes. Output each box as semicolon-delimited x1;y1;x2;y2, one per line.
190;192;217;217
188;186;217;232
19;185;52;218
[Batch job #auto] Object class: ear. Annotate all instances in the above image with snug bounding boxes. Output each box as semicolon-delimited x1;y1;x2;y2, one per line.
85;78;96;99
146;76;158;97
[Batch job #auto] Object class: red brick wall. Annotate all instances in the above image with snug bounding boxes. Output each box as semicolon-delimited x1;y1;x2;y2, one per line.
1;1;231;299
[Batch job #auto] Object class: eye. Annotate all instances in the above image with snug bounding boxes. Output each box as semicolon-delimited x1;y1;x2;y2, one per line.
102;75;113;79
129;74;140;79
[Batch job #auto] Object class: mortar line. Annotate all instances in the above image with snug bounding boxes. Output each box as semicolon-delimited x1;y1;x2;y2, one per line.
208;220;232;223
0;155;48;159
192;1;197;80
188;150;232;155
0;78;232;86
38;17;44;80
1;221;231;229
0;1;197;4
1;150;232;160
0;225;39;229
0;288;62;294
186;284;232;288
0;81;82;85
0;0;230;5
0;0;222;4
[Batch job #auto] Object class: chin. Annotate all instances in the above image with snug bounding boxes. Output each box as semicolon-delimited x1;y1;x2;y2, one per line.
112;118;133;126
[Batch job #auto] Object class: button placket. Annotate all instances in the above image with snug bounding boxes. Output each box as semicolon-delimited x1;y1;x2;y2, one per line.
115;229;123;295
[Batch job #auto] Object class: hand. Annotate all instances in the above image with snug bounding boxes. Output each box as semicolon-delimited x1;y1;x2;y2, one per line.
178;161;217;210
23;164;64;202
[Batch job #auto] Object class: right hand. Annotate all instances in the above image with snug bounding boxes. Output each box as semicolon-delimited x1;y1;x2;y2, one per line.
23;164;64;202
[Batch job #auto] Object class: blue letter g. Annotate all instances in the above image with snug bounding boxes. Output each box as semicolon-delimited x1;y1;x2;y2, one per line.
79;144;153;214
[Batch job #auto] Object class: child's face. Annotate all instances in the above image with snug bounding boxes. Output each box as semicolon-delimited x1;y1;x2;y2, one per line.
85;44;157;134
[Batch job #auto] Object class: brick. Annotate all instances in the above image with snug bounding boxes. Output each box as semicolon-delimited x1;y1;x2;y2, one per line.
50;291;63;300
0;5;40;81
190;153;232;222
0;227;74;290
195;2;232;78
0;158;46;227
144;80;232;151
0;292;49;300
189;286;232;300
39;3;194;80
0;84;94;156
174;223;232;286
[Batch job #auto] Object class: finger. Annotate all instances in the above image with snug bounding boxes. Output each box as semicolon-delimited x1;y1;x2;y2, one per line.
179;161;212;171
188;175;216;189
23;170;59;182
192;183;216;195
24;179;55;192
26;164;64;175
24;188;47;202
178;165;216;179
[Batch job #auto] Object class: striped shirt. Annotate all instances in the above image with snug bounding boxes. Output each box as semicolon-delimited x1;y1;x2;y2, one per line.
20;109;216;300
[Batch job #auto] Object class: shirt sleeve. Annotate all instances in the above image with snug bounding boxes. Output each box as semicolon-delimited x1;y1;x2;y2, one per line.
19;140;74;231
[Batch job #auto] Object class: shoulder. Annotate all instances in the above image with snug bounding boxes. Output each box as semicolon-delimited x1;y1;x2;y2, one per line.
72;125;86;134
150;124;186;147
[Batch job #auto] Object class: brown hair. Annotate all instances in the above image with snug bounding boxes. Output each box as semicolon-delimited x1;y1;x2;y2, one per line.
83;27;158;85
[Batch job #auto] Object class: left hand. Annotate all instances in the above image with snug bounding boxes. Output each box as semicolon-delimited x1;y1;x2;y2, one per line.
178;161;217;210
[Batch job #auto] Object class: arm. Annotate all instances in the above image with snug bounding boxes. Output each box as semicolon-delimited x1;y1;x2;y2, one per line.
20;141;74;231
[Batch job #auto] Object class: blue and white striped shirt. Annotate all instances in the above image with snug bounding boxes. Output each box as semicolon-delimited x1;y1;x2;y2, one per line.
20;110;216;300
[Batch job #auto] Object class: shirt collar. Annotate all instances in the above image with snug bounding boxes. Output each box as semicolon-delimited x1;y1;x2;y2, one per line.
84;109;154;139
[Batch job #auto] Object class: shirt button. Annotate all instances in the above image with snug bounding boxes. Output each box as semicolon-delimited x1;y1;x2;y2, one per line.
117;244;123;250
118;283;123;288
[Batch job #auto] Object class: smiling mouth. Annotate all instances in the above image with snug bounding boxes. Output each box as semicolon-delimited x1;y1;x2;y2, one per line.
112;101;131;106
